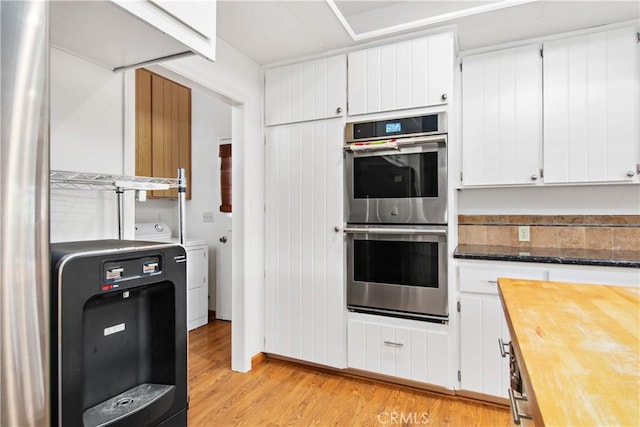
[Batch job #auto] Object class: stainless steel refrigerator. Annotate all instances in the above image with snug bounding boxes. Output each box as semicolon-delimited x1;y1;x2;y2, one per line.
1;1;50;426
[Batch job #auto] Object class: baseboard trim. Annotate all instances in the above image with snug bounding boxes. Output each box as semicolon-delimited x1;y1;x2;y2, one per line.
251;352;267;367
263;353;508;408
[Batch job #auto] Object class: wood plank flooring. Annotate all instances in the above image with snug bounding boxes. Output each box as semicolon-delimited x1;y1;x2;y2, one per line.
188;320;510;426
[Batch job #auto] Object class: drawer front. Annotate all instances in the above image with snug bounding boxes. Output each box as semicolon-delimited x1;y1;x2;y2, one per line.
459;266;547;294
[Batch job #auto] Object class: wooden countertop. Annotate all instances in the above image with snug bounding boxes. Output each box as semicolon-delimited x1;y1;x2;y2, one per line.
498;278;640;426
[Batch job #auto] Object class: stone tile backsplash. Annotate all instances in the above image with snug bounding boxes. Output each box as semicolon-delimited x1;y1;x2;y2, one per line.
458;215;640;251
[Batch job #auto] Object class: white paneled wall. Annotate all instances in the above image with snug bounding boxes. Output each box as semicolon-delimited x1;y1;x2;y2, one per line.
543;26;639;183
264;119;346;368
462;44;542;186
347;33;453;115
265;55;346;126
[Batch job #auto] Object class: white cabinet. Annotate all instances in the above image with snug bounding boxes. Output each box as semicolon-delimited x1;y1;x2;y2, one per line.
543;26;639;184
114;0;217;61
457;261;548;398
186;244;208;331
264;119;346;368
265;55;346;126
348;313;450;388
547;264;640;287
347;33;454;115
461;44;542;186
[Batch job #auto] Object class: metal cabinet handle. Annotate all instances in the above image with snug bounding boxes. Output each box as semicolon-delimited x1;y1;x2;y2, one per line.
336;107;343;114
487;280;498;284
219;236;227;243
441;93;447;101
498;338;511;358
627;170;635;177
384;341;404;348
530;174;538;181
334;226;341;233
508;388;533;425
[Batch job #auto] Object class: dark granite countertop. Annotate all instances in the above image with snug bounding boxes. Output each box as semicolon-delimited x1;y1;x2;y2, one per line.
454;244;640;268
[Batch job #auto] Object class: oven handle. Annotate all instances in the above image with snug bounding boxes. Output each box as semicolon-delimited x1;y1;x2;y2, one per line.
342;227;447;236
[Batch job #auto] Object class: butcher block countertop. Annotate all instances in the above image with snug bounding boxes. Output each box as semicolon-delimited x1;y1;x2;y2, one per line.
498;278;640;426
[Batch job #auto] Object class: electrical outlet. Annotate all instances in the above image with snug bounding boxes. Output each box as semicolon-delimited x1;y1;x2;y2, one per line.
202;212;215;223
518;226;530;242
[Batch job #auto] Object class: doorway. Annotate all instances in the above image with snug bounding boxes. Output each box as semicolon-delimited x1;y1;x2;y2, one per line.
216;138;233;321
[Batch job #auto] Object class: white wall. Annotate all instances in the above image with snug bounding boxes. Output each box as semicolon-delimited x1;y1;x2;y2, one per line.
458;185;640;215
50;47;127;242
144;38;264;373
135;90;232;312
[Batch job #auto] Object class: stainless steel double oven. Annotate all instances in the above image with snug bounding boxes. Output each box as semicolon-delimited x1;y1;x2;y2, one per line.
344;113;448;322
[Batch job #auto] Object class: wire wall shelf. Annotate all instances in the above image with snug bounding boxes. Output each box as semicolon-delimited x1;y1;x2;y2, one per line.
50;170;179;191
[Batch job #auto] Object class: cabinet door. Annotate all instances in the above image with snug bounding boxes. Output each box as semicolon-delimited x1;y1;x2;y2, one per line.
462;44;542;186
543;26;639;183
265;55;346;126
459;294;510;398
264;119;345;368
348;33;453;115
136;68;192;199
186;246;208;330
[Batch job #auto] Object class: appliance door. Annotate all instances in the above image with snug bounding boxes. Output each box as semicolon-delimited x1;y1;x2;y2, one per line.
345;136;447;224
1;2;50;426
346;226;448;320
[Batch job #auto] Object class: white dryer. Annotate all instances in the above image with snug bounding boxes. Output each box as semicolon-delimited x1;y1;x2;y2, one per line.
135;223;209;331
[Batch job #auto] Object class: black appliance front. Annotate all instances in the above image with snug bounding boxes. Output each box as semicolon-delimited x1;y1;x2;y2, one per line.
50;240;188;427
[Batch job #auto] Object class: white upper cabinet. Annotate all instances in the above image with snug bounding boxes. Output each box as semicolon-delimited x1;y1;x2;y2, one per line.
543;26;639;184
461;44;542;186
50;0;216;70
347;33;454;116
265;55;347;126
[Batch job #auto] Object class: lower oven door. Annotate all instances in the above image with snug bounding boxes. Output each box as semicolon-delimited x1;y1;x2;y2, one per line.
345;225;448;320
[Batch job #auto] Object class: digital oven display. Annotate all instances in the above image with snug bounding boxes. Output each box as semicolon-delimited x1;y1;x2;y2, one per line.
385;122;401;134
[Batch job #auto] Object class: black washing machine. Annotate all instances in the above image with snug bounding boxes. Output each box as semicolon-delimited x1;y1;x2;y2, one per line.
50;240;188;427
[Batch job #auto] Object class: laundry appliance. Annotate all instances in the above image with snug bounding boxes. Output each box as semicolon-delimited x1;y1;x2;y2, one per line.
135;223;209;330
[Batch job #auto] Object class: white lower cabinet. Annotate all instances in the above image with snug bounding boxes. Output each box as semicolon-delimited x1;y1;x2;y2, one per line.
186;244;208;331
457;261;548;398
348;313;450;388
547;264;640;287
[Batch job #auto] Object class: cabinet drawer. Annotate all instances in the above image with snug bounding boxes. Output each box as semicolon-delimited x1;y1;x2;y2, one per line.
459;265;547;294
347;314;449;387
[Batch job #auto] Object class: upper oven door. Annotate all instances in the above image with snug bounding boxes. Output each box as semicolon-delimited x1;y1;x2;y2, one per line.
345;135;447;224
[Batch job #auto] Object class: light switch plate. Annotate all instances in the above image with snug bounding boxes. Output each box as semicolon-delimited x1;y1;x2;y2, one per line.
518;226;530;242
202;212;215;222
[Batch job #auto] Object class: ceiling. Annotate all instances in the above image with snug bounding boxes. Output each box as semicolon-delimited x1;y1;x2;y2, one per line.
216;0;639;66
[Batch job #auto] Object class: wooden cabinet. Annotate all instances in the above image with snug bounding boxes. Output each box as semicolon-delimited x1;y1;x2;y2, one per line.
264;119;346;368
113;0;216;61
347;313;450;388
265;54;346;126
461;44;542;186
136;68;191;199
457;261;548;399
186;243;209;331
347;33;454;116
543;26;639;184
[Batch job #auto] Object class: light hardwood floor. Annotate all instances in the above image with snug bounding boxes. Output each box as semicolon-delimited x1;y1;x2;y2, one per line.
188;320;510;426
